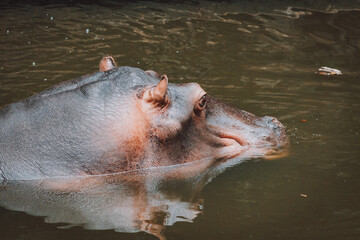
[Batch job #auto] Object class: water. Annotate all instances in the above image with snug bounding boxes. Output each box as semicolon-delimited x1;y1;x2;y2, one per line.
0;0;360;239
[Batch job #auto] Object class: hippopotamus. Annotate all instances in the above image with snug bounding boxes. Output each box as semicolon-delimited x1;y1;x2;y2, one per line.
0;56;288;180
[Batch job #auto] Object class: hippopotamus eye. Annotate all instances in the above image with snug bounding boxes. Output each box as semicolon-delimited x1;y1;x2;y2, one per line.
198;94;207;109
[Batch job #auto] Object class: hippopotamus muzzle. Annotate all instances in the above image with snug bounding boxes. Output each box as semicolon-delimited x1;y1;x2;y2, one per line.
201;95;288;159
0;57;288;180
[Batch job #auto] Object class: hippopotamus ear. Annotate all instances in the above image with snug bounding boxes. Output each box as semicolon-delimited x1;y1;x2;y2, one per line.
99;56;117;72
143;74;169;106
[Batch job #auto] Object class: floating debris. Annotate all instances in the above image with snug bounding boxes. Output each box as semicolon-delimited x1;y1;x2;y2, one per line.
32;62;36;66
50;16;53;20
85;28;90;34
317;66;342;76
300;194;308;198
6;30;9;34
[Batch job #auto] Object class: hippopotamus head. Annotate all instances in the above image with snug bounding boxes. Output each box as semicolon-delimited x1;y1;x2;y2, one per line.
96;57;288;170
0;57;288;180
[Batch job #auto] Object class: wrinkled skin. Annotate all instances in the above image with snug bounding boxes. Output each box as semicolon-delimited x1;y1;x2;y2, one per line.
0;57;288;180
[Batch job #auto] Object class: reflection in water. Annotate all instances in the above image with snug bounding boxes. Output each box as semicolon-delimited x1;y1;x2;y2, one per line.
0;157;242;239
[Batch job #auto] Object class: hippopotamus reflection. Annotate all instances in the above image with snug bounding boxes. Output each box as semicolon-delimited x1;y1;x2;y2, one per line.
0;159;238;239
0;56;287;180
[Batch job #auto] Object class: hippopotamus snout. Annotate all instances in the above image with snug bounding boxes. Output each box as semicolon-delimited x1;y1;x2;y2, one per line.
262;116;285;137
258;116;288;147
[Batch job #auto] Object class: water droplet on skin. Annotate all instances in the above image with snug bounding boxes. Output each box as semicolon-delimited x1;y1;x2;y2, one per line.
86;29;89;34
32;62;36;66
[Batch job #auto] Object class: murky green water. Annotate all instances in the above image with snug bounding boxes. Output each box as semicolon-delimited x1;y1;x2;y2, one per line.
1;1;360;239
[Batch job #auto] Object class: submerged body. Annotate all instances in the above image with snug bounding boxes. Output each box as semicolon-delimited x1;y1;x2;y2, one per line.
0;57;288;180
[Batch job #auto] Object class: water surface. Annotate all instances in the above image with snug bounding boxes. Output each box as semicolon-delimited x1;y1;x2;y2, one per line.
0;1;360;239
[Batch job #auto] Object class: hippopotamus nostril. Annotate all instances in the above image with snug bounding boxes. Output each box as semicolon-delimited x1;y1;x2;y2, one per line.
262;116;285;137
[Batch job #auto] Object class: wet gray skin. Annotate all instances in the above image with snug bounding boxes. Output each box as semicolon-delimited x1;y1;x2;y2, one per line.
0;65;287;180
